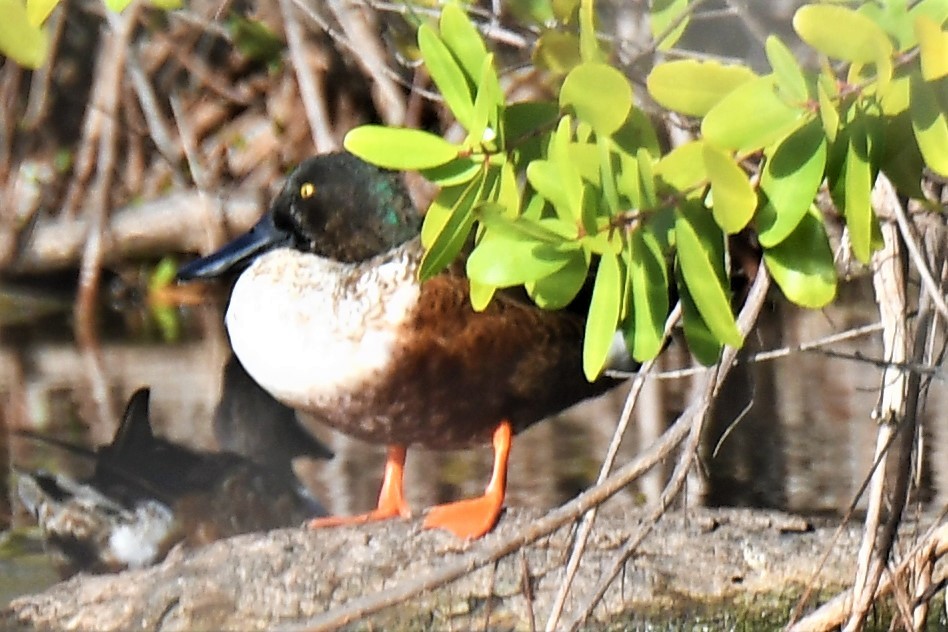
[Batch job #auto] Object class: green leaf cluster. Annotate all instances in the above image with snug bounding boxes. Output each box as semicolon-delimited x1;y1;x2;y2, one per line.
1;0;183;69
346;1;946;379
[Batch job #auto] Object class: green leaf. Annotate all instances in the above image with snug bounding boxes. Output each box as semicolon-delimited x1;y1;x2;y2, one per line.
0;0;48;68
650;0;690;52
26;0;58;26
533;31;582;75
677;268;722;365
579;0;601;62
674;204;742;348
228;17;285;65
467;53;503;148
765;35;808;104
467;231;575;287
817;77;839;142
702;144;755;234
476;204;577;243
469;279;495;312
583;252;623;380
880;110;926;198
149;0;182;8
647;60;757;117
756;120;827;247
637;148;658;208
613;107;662;158
526;249;590;309
793;5;894;64
763;206;837;308
418;23;475;129
344;126;459;170
560;63;633;136
910;73;948;176
843;126;875;264
420;172;489;279
439;3;488;81
626;229;668;361
421;157;481;186
105;0;133;10
702;76;806;152
654;140;707;193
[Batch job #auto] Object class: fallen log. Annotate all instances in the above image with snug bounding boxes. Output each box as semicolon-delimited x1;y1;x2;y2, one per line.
4;507;876;631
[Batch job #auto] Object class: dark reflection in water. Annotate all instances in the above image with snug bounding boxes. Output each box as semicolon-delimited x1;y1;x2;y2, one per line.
15;383;327;575
1;277;946;595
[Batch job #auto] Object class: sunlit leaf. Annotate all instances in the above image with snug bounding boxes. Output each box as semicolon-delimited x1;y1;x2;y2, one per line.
677;267;722;365
533;31;582;75
526;249;590;309
702;144;755;234
756;120;827;247
578;0;601;62
765;35;808;104
421;157;481;186
674;204;742;348
654;140;706;193
817;77;839;141
650;0;690;51
910;73;948;177
0;0;48;68
26;0;57;26
843;126;876;264
647;60;756;117
561;63;633;136
420;172;488;279
439;3;488;81
469;279;495;312
418;23;475;129
702;76;806;152
584;252;623;380
105;0;134;10
637;148;658;208
793;5;894;64
467;231;574;287
344;126;459;169
763;206;837;308
626;229;668;361
467;53;503;149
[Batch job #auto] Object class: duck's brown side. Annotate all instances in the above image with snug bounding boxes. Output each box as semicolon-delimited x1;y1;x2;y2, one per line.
302;269;619;450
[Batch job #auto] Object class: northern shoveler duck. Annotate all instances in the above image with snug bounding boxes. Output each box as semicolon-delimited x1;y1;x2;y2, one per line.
177;152;629;539
16;388;327;574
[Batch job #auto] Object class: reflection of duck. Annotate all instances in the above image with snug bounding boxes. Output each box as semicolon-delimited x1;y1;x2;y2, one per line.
214;355;333;490
16;388;327;574
178;152;630;539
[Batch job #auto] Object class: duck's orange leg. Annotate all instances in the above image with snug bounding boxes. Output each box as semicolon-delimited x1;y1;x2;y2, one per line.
423;420;512;539
308;445;411;528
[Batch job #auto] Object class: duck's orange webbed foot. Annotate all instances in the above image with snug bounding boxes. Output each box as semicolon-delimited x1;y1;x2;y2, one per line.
423;420;512;539
308;445;411;529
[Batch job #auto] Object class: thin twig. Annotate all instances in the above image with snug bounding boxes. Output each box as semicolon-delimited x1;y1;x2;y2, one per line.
605;322;885;381
323;0;406;124
887;178;948;323
279;0;337;152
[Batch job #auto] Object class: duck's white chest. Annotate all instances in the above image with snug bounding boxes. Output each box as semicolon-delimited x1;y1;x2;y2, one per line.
224;247;421;410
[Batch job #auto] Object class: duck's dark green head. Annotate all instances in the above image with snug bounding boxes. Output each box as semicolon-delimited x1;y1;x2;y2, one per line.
177;153;420;280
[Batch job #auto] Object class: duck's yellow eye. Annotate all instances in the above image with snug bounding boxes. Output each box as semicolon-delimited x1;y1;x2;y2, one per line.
300;182;315;199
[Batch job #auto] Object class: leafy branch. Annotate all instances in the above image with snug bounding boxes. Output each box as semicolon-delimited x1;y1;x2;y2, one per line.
344;0;947;381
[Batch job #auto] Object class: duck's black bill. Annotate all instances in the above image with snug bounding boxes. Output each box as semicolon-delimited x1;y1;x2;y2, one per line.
177;214;291;281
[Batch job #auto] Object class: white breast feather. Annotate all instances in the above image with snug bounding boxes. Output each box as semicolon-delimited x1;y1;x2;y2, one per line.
225;245;421;411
